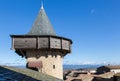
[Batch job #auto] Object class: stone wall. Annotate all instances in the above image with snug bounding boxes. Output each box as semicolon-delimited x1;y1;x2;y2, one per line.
26;50;63;79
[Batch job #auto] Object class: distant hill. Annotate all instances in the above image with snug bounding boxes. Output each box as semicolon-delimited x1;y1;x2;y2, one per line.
63;64;102;70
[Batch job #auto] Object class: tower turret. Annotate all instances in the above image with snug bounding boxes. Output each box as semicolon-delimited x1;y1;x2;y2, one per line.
10;4;72;79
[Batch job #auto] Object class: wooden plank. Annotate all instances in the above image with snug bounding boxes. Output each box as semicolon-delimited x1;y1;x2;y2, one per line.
38;38;49;48
50;38;61;49
13;38;36;49
62;39;70;50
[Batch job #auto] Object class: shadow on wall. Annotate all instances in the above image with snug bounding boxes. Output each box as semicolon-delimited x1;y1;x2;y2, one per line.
114;75;120;81
0;66;41;81
92;77;113;81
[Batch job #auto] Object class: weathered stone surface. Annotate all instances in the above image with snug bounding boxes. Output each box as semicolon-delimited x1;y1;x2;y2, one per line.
26;50;63;79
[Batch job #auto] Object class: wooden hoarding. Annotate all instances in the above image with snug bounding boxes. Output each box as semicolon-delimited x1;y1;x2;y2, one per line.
38;37;49;49
13;38;36;49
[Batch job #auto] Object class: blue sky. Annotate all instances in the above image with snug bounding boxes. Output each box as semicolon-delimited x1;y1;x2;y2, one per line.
0;0;120;66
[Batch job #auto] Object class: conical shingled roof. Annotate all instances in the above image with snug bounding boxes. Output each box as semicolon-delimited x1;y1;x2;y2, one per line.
27;6;56;36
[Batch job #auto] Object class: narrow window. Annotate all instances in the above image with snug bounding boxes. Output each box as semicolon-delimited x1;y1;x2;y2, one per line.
53;65;55;69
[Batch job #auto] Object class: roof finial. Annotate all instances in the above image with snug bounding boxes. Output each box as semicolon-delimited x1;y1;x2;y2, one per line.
41;0;44;9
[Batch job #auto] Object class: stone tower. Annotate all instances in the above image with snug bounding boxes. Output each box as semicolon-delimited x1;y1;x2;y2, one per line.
10;4;72;79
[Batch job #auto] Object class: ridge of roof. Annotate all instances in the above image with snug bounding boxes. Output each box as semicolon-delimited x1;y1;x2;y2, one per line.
0;66;63;81
105;65;120;69
100;65;120;69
